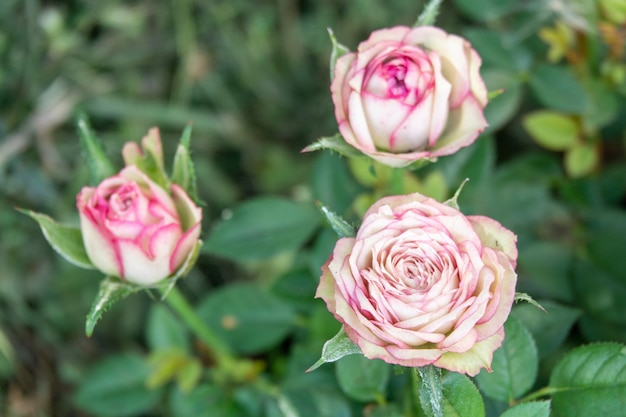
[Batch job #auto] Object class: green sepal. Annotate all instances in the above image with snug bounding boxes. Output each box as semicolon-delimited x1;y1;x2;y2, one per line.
416;365;444;417
487;89;505;100
19;209;94;270
414;0;443;27
85;277;143;337
316;202;356;238
159;240;202;300
515;292;546;312
171;124;200;202
327;28;351;81
302;133;365;158
77;114;116;185
122;129;170;190
443;179;469;210
307;327;362;372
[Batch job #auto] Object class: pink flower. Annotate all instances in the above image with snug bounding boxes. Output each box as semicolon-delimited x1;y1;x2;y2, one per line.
332;26;488;167
316;194;517;376
76;166;202;286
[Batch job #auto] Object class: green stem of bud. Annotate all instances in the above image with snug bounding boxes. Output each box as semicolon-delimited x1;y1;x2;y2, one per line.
159;286;236;372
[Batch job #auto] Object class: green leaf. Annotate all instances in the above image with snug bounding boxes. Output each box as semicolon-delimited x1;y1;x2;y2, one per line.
512;300;581;358
196;283;296;355
171;124;199;201
203;197;320;261
327;28;350;81
169;384;244;417
77;113;116;185
316;202;355;238
86;277;143;337
146;304;189;352
564;143;599;178
19;209;94;270
442;371;485;417
475;316;538;402
417;365;444;417
414;0;443;26
73;353;161;417
529;65;588;114
549;343;626;417
302;133;365;158
307;327;362;372
522;111;579;151
443;179;469;210
499;401;551;417
335;355;391;402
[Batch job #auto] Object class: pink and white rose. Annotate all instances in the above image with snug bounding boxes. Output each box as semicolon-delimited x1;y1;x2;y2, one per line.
77;165;202;286
332;26;488;167
316;193;517;376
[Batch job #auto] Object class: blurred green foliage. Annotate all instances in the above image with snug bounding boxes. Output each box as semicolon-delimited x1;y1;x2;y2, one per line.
1;0;625;416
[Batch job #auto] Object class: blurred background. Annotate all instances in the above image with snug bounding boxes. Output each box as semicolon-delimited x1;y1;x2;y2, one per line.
1;0;625;416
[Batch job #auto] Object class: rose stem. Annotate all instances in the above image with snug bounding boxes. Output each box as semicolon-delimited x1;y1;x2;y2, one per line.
159;286;236;370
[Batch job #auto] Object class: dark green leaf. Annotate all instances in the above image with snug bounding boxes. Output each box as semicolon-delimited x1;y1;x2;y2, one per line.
475;316;538;402
73;353;161;417
483;70;524;134
529;65;588;114
203;197;320;261
310;152;363;214
463;29;531;72
169;384;244;417
452;0;517;21
517;242;574;303
550;343;626;417
512;300;581;358
499;401;551;417
442;371;485;417
196;283;296;355
19;209;94;270
86;277;143;337
573;258;626;326
336;355;391;402
76;113;116;184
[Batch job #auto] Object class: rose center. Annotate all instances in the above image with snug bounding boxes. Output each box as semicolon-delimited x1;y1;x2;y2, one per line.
383;60;409;98
109;185;137;219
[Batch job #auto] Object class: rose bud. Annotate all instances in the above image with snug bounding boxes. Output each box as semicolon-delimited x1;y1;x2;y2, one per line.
316;193;517;376
332;26;488;167
76;165;202;286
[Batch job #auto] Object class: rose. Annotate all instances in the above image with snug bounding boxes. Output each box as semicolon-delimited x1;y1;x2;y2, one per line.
316;193;517;376
77;165;202;286
331;26;488;167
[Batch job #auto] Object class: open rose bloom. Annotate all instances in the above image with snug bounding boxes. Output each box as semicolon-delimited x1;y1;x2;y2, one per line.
77;165;202;286
332;26;488;167
316;193;517;376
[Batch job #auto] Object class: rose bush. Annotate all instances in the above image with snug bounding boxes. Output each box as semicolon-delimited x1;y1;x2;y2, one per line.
77;165;202;286
316;193;517;376
332;26;488;167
